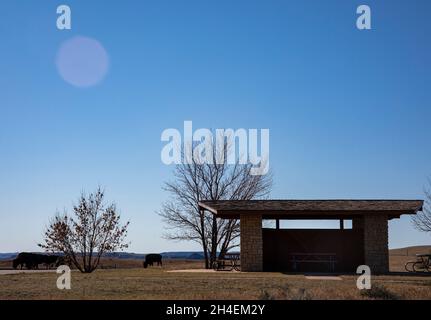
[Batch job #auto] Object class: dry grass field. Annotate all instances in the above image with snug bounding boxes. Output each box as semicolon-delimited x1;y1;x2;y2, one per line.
0;266;430;300
0;246;429;300
0;247;431;300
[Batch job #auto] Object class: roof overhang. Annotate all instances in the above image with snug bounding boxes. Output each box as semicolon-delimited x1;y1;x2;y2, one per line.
198;200;424;220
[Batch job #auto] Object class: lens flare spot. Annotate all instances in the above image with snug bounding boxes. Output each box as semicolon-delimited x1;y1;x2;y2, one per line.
56;36;109;88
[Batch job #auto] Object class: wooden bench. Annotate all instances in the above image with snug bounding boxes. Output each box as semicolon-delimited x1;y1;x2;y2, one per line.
290;253;337;272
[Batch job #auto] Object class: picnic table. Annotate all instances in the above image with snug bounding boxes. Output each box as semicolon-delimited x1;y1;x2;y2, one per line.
212;253;241;271
290;253;337;272
405;254;431;273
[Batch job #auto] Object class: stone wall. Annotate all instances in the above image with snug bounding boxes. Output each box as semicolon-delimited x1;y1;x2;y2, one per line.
363;214;389;274
240;214;263;272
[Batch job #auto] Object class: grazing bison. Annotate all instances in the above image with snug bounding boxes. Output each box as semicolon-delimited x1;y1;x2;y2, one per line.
12;253;65;270
42;255;65;269
143;254;162;268
12;258;24;270
12;253;41;270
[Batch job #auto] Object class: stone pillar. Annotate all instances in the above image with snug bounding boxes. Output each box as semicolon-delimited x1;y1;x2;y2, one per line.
363;214;389;274
240;214;263;272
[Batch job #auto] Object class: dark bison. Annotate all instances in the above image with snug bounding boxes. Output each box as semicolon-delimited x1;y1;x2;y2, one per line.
12;253;64;270
42;255;65;269
143;254;162;268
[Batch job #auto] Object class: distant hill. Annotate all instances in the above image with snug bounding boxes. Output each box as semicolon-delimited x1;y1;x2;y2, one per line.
102;252;205;260
389;245;431;256
161;252;205;260
2;246;429;261
0;253;19;260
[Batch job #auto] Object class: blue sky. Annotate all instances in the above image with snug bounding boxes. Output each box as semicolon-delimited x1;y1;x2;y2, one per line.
0;0;430;252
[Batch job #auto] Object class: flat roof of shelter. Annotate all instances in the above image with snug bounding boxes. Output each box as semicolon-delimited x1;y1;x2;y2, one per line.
198;200;423;220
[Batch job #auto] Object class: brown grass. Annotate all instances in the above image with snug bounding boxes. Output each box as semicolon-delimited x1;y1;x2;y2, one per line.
0;262;430;300
1;246;430;300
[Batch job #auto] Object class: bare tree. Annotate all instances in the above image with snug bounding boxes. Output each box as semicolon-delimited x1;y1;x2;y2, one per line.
39;187;130;273
158;140;273;269
412;178;431;234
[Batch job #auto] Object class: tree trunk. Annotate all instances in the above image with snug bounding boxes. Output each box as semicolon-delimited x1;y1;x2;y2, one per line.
203;242;209;269
199;209;210;269
210;215;218;266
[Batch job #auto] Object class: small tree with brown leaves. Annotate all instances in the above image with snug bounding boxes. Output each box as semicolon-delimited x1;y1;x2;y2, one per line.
412;178;431;235
39;187;130;273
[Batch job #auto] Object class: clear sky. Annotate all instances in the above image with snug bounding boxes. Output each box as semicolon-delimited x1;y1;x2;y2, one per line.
0;0;430;253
